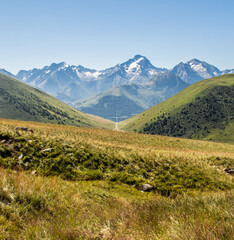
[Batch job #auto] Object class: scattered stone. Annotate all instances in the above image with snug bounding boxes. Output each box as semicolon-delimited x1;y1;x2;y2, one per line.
142;184;154;192
18;154;24;160
15;127;34;133
31;170;37;175
224;168;234;175
41;148;53;153
98;228;111;239
15;127;28;132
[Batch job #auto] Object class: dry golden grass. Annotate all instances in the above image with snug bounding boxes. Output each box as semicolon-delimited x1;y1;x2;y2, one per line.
1;118;233;159
0;167;233;240
0;118;233;239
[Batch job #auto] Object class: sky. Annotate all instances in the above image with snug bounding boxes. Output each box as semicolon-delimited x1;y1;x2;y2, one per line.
0;0;234;74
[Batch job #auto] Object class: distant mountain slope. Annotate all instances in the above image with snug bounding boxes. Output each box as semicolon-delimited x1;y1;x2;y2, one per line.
0;68;15;78
0;74;114;129
16;55;168;103
120;74;234;143
171;58;221;84
222;69;234;75
73;73;189;121
2;57;234;123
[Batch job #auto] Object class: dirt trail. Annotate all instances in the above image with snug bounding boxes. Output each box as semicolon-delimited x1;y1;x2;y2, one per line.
113;122;125;132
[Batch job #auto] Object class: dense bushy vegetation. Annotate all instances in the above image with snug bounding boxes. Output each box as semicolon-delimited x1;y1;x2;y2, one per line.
142;85;234;139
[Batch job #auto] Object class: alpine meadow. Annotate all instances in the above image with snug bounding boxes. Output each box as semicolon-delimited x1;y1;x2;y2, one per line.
0;0;234;239
0;118;233;239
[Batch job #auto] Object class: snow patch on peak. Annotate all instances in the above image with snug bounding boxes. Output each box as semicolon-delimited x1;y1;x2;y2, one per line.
125;61;141;74
187;58;202;65
59;62;69;68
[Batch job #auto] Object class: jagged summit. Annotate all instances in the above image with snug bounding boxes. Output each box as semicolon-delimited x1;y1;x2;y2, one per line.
171;58;221;84
14;55;168;102
1;56;233;105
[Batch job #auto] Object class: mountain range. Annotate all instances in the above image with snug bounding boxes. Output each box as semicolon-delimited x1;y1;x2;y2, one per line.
73;73;189;121
15;55;167;103
1;56;234;121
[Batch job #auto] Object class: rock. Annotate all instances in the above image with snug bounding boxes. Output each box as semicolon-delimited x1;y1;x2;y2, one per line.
15;127;28;132
31;170;37;175
224;168;234;175
142;184;154;192
97;228;111;239
40;148;53;153
18;154;24;160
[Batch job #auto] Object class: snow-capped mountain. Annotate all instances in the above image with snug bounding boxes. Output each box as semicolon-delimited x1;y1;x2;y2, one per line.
100;55;168;85
16;62;98;100
2;56;233;111
16;55;168;102
0;68;15;78
171;59;221;84
222;69;234;75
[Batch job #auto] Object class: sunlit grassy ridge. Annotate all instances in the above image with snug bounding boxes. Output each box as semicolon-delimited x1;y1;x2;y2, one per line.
0;119;233;194
0;119;234;239
120;74;234;143
0;73;114;129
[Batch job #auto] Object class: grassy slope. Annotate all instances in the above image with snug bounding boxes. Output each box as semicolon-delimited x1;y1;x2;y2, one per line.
0;168;233;240
73;85;148;121
120;74;234;143
0;73;114;129
0;118;233;192
0;119;233;239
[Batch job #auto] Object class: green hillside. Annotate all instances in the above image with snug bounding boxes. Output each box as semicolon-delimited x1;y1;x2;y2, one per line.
0;73;114;129
120;74;234;143
73;84;149;121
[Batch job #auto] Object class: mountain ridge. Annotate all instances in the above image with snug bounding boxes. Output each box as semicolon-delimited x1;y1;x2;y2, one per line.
1;56;234;122
15;55;168;103
0;73;114;129
73;72;189;121
3;56;233;96
120;74;234;143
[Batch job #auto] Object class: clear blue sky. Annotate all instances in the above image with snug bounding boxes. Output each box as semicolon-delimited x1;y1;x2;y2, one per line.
0;0;234;74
